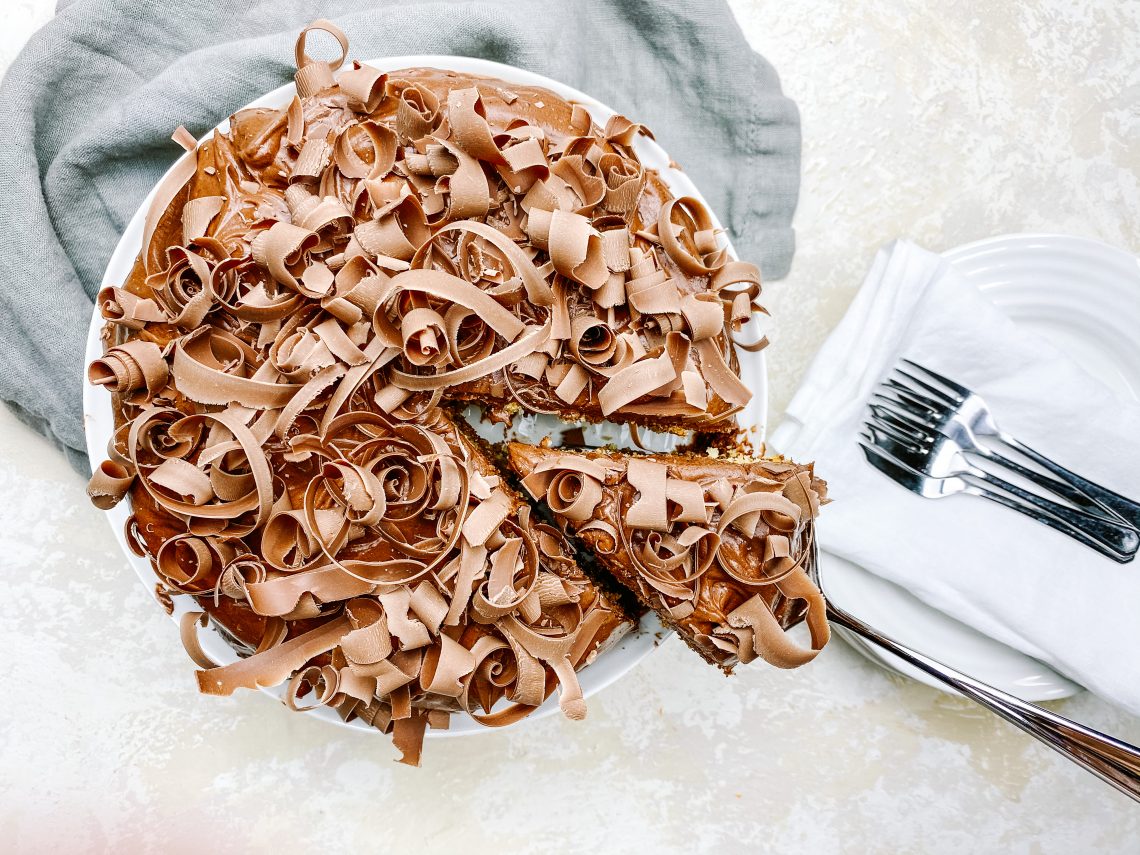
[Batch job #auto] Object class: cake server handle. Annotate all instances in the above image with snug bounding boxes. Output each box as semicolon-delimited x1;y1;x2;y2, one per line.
825;598;1140;802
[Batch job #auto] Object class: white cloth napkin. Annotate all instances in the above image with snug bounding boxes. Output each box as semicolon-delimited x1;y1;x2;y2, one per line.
771;240;1140;715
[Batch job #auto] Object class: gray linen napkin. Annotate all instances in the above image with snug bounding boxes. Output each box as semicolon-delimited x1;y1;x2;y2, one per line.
0;0;801;473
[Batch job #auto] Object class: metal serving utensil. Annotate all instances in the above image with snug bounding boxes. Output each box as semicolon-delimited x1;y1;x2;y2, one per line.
807;533;1140;802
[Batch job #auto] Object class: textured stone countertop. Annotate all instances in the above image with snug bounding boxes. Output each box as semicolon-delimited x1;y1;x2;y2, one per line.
2;1;1138;852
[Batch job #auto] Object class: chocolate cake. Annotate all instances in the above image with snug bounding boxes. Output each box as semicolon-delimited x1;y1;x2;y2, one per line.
85;19;826;764
509;444;830;670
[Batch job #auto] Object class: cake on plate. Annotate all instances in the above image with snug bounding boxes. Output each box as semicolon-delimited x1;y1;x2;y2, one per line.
85;19;827;764
509;444;829;670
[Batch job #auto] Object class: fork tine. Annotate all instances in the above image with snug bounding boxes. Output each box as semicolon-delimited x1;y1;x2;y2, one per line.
899;358;968;400
882;379;948;414
869;394;936;428
872;401;939;441
894;368;958;407
868;408;931;443
884;385;948;419
859;439;924;476
864;416;926;451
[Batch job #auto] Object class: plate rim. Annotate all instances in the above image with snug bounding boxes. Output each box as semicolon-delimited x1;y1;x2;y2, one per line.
83;54;767;738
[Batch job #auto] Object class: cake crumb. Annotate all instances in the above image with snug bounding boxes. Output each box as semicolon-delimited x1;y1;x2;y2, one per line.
706;447;720;458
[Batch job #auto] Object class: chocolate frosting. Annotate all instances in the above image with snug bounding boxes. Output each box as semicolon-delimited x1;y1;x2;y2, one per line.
510;443;830;670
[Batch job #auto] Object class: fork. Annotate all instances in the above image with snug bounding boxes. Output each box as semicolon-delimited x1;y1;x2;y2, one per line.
859;437;1138;563
889;359;1140;529
863;401;1140;560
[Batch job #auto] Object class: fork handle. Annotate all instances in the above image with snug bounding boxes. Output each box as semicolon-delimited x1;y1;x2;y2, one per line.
969;445;1115;516
967;481;1137;563
995;433;1140;531
825;601;1140;803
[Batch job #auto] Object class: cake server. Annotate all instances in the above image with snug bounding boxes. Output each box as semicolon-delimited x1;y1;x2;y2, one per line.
808;533;1140;802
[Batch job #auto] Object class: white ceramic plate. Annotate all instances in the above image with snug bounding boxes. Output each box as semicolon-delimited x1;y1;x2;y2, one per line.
824;233;1140;701
83;56;767;737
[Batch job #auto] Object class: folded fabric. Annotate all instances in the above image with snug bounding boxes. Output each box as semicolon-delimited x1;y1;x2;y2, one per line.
0;0;802;473
771;239;1140;715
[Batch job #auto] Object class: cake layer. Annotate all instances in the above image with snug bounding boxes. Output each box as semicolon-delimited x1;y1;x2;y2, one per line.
508;443;830;671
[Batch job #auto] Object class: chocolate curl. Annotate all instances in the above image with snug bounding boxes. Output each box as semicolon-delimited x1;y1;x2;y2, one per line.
86;460;136;510
340;600;394;668
625;458;668;531
197;616;352;695
681;293;725;341
694;337;752;408
436;138;490;221
550;154;604;213
518;455;609;522
128;408;275;536
521;175;578;213
410;582;449;635
604;114;654;147
251;221;320;293
88;340;168;400
141;127;200;274
334;120;397;180
428;219;554;307
498;135;549;192
439;543;485;628
286;96;305;145
553;363;589;403
525;208;608;290
599;153;644;214
294;196;355;251
182;195;224;245
420;635;477;697
392;80;440;141
246;566;375;617
462;488;512;547
600;227;631;273
171;328;300;409
180;612;219;669
291;133;333;182
597;332;690;416
338;62;388;113
285;664;341;711
720;566;830;668
149;245;217;328
472;537;535;621
658;196;728;275
388;321;551;392
666;477;709;524
392;714;429;766
294;19;349;98
447;87;508;166
97;286;167;330
150;458;214;506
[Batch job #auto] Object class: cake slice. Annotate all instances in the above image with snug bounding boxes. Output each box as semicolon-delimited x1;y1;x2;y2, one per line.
508;443;830;671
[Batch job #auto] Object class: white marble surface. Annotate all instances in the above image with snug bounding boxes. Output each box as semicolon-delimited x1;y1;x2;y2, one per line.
2;1;1139;852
